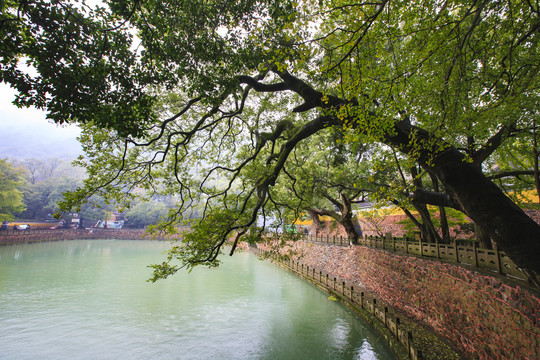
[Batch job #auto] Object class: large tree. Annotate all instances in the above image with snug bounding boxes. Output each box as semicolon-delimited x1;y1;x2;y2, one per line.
265;130;373;242
1;0;539;283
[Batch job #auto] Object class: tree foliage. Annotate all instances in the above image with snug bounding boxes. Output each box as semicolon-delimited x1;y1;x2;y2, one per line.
13;157;176;227
125;198;174;228
2;0;540;282
0;158;26;221
16;159;80;219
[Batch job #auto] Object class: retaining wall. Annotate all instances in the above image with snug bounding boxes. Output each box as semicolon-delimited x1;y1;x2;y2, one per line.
270;241;539;360
309;209;540;239
0;229;178;245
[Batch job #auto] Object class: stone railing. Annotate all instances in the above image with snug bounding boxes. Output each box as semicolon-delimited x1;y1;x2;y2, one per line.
306;233;530;285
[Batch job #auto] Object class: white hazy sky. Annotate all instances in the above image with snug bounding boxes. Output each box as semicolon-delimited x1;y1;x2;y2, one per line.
0;84;82;160
0;0;129;161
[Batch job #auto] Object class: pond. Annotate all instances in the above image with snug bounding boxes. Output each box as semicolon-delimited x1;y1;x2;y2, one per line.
0;240;396;360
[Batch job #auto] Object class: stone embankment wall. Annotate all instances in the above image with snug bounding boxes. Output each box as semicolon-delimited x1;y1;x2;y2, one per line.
267;241;539;360
311;216;410;238
310;209;540;238
0;229;179;245
525;209;540;224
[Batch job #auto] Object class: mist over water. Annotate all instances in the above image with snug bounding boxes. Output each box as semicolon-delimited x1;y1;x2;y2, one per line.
0;240;395;360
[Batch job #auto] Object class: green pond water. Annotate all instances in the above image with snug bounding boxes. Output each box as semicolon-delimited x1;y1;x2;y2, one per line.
0;240;396;359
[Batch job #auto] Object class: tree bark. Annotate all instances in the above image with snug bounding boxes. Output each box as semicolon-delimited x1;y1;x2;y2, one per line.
439;206;451;244
474;223;493;249
339;193;361;244
429;172;451;244
533;120;540;204
341;218;360;244
307;209;322;235
410;166;441;243
411;201;442;243
309;194;361;244
387;121;540;284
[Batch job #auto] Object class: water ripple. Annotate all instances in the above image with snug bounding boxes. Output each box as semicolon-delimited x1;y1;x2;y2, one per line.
0;240;395;360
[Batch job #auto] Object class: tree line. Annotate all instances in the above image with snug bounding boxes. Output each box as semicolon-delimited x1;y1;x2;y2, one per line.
0;157;176;228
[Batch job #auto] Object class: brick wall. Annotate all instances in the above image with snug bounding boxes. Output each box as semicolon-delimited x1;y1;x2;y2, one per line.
525;209;540;224
277;241;539;360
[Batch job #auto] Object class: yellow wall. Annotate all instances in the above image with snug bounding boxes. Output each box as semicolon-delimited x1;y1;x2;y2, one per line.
514;189;539;204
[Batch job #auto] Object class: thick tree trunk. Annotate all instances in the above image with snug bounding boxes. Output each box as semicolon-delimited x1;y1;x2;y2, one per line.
307;209;322;236
534;150;540;204
430;154;539;276
341;218;360;244
411;201;440;243
411;167;442;243
340;194;360;244
533;120;540;204
389;121;540;285
308;194;361;244
429;172;451;243
438;206;451;244
474;223;493;249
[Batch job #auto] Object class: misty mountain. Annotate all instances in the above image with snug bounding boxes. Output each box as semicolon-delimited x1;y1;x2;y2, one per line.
0;119;81;160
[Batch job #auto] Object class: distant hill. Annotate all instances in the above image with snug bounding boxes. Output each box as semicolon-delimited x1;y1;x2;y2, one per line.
0;84;82;160
0;108;82;160
0;127;81;160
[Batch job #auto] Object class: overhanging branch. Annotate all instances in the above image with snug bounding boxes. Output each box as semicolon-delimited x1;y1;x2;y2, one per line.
487;170;535;180
409;188;460;210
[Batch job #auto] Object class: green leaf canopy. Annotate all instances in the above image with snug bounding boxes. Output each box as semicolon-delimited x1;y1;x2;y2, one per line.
2;0;540;282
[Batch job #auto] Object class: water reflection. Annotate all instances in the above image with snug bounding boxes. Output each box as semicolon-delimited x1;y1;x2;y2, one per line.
0;240;395;360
